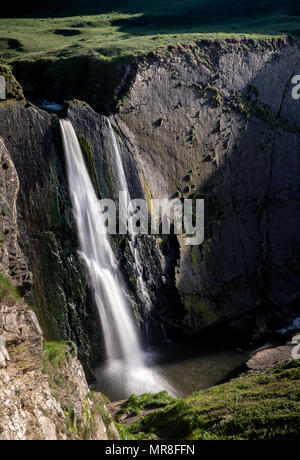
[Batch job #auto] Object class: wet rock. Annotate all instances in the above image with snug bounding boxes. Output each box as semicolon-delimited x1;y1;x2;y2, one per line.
0;65;24;101
0;102;103;374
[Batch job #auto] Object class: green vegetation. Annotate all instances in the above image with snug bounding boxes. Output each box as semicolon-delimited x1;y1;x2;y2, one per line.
191;246;200;273
0;1;299;66
183;295;219;324
0;273;21;304
65;392;114;440
42;341;70;374
42;341;116;440
77;133;101;197
0;64;24;100
104;158;114;197
118;360;300;440
87;392;119;440
0;2;297;110
117;391;173;421
129;273;137;290
233;91;289;130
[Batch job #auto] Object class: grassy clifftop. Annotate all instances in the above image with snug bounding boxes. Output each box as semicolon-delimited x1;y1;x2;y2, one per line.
0;1;299;64
116;360;300;440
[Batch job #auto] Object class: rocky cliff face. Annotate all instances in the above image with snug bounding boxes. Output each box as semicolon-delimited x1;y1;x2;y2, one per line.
113;37;300;343
1;38;300;373
66;102;182;339
0;69;103;374
0;137;31;292
0;96;118;437
0;299;118;440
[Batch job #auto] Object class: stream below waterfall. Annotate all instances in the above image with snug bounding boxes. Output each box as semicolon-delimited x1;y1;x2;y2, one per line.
94;341;248;401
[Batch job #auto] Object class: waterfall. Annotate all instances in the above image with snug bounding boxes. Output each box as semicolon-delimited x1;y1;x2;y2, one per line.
60;119;172;400
106;119;152;314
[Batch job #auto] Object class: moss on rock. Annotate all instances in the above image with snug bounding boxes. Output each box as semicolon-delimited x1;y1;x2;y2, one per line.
76;133;101;198
0;273;21;304
0;65;24;101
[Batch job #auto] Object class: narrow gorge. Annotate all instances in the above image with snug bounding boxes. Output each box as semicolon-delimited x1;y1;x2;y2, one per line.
0;33;300;440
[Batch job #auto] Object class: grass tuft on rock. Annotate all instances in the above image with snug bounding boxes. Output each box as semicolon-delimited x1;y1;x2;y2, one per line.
116;391;174;421
42;341;69;375
0;273;21;305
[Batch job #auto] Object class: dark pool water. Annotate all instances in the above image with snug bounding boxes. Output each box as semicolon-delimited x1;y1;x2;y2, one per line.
147;340;248;396
94;339;248;401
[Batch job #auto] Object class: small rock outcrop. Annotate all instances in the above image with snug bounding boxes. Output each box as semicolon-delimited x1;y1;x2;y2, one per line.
0;302;61;440
0;65;24;101
0;302;42;372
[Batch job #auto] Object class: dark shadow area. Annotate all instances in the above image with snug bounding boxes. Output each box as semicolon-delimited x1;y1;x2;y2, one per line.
0;38;24;60
183;60;300;346
111;40;300;350
54;29;82;37
1;0;300;24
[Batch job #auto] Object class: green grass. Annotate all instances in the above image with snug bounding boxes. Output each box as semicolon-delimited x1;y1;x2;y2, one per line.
42;341;70;374
0;273;21;304
0;1;299;65
0;2;298;110
119;360;300;440
116;391;174;421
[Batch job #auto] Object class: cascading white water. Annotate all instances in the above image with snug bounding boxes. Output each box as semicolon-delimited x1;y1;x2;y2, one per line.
60;119;141;364
106;120;152;313
60;119;172;399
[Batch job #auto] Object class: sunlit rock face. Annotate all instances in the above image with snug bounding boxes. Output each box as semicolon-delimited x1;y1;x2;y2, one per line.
0;300;115;440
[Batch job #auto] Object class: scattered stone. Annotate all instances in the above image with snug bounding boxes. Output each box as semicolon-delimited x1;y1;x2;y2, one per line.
246;345;293;371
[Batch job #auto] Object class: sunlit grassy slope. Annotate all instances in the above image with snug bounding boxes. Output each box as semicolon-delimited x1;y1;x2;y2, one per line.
116;360;300;440
0;1;299;63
